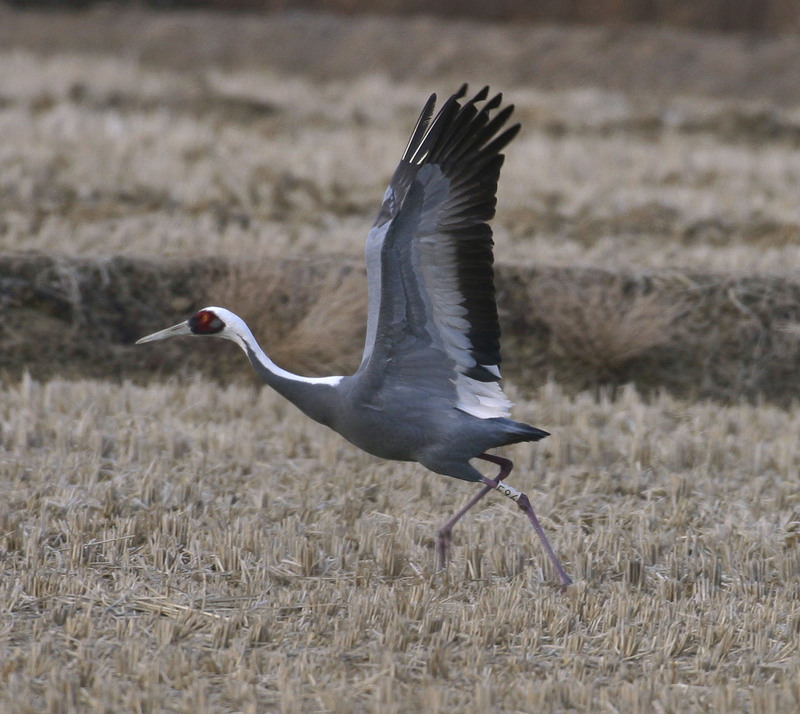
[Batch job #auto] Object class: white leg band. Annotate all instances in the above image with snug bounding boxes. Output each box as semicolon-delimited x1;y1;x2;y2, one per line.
495;479;522;502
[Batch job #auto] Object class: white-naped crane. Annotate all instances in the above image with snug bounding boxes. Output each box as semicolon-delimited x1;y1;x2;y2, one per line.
137;85;572;586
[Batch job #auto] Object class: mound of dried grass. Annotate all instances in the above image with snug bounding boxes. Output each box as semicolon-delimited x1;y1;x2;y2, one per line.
529;273;686;377
8;253;800;407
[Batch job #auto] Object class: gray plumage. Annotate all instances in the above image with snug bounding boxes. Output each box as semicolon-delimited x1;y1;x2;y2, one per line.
137;86;572;586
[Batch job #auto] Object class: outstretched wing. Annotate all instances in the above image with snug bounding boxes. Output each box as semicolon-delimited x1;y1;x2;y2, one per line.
357;86;520;419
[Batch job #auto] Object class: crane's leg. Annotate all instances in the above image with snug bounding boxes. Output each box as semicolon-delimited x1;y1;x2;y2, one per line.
477;453;572;586
436;483;493;569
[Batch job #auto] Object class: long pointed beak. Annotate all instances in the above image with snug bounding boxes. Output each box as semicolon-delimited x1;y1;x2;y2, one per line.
136;321;193;344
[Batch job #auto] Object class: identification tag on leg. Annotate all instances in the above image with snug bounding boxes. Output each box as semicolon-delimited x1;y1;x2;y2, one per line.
495;479;522;502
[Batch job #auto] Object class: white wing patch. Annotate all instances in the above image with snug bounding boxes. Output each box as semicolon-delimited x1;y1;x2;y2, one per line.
455;374;512;419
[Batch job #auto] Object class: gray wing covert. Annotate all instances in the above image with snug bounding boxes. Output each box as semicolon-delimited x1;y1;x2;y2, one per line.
358;87;520;420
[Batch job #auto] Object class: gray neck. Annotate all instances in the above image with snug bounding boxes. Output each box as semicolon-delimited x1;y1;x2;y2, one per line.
242;343;339;427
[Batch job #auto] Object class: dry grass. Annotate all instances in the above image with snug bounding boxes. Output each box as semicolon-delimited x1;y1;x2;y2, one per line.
529;274;686;378
4;41;800;276
212;257;369;377
2;375;799;712
4;10;800;712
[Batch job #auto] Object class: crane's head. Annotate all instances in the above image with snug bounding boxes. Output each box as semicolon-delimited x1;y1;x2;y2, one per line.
136;307;240;345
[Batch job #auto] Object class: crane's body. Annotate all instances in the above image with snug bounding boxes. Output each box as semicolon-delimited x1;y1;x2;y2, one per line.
138;86;572;586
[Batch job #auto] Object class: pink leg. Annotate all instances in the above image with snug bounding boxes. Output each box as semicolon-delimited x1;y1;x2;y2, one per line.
436;484;493;569
437;453;572;586
478;454;572;586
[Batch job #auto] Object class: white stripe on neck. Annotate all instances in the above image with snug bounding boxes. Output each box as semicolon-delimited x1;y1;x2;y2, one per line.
206;306;343;387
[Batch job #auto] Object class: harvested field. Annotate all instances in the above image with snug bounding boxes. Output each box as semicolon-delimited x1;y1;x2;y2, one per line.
2;5;800;713
2;377;799;712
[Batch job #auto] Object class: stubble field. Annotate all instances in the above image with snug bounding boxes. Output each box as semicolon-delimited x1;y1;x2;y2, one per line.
2;377;799;712
1;7;800;713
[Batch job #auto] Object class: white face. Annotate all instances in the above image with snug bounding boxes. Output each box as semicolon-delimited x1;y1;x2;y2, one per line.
136;308;227;345
136;306;344;387
135;307;255;348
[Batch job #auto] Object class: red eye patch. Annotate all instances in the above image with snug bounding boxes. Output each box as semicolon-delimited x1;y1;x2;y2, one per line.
189;310;225;335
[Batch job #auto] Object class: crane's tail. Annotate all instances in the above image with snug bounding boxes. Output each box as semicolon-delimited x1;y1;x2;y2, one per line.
493;418;549;445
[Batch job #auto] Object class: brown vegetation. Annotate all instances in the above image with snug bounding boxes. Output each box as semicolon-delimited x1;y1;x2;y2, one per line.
8;254;800;405
526;273;686;377
2;377;799;712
